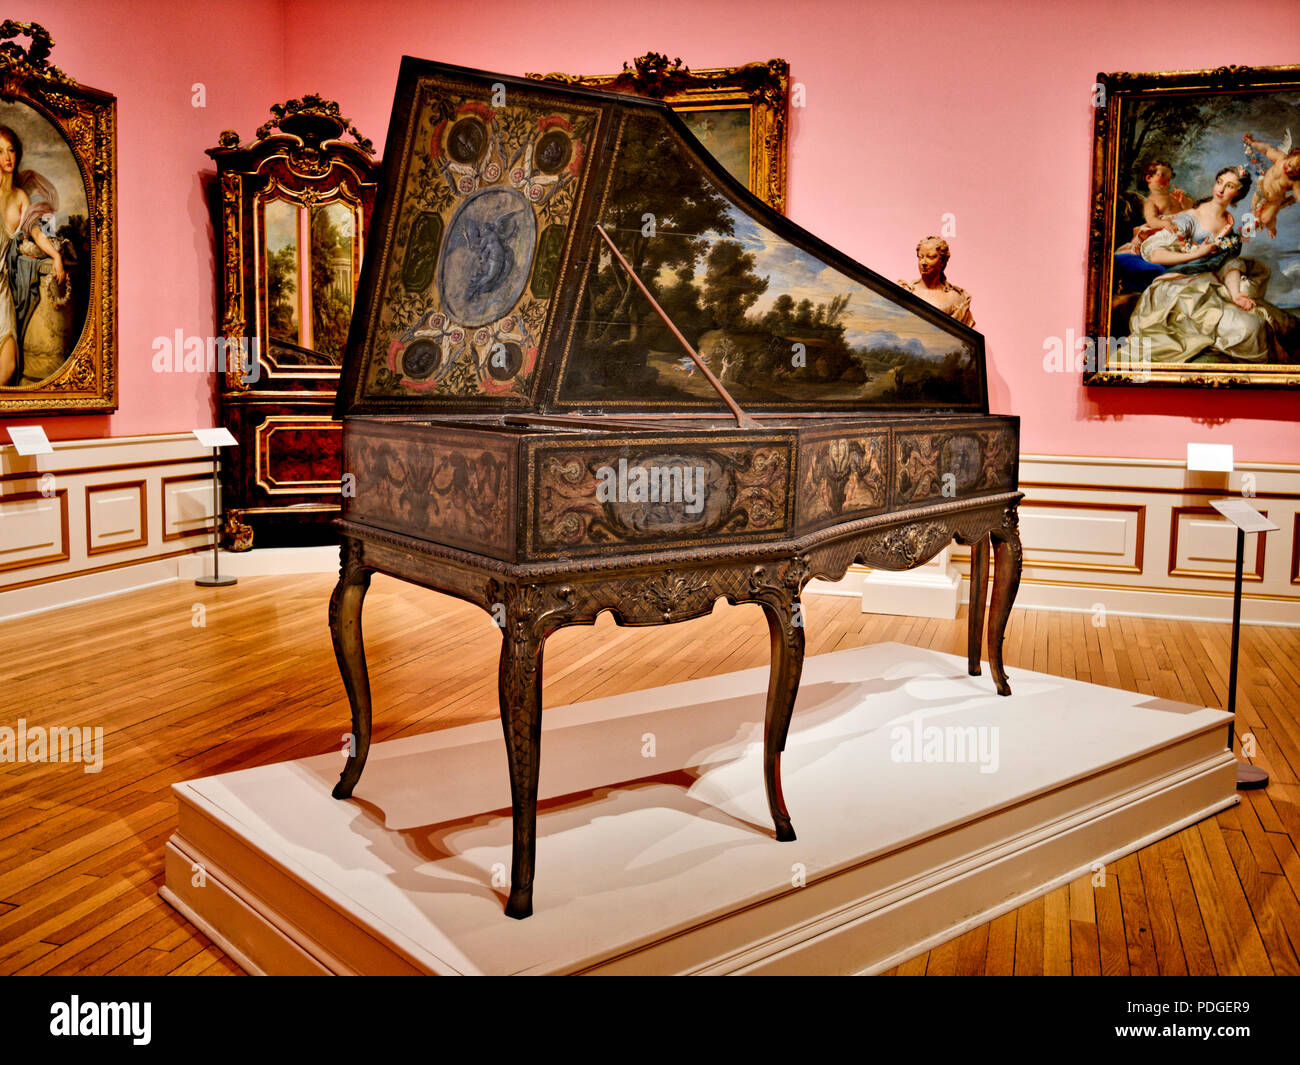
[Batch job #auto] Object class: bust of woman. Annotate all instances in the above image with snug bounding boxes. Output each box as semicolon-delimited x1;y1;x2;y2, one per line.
897;236;974;327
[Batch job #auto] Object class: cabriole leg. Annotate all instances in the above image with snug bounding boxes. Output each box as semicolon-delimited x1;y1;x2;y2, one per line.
967;534;990;676
498;629;545;919
988;514;1023;697
760;595;804;842
331;538;373;799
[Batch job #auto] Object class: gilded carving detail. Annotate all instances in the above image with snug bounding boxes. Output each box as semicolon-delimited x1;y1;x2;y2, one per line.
486;579;577;646
222;510;255;552
628;569;712;621
875;523;953;569
219;172;247;390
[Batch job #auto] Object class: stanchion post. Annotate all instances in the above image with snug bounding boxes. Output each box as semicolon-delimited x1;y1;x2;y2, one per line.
194;428;238;588
1210;499;1273;791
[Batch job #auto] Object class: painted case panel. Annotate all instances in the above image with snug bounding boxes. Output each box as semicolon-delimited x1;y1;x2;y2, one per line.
795;427;890;532
343;421;520;560
525;432;794;559
793;417;1019;534
893;422;1019;507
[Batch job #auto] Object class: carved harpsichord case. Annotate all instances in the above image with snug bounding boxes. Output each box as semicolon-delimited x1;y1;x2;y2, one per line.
330;58;1022;918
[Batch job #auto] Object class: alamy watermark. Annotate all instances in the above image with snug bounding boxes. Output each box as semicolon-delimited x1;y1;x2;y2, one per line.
0;719;103;773
151;331;261;383
1042;331;1153;378
889;719;1000;774
595;459;708;516
50;996;150;1044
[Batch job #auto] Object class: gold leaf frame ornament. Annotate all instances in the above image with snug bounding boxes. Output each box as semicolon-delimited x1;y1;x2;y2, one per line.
527;53;789;213
1084;63;1300;389
0;21;117;413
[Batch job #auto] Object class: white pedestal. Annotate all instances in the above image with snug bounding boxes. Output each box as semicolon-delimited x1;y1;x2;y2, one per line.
161;642;1235;975
861;545;962;619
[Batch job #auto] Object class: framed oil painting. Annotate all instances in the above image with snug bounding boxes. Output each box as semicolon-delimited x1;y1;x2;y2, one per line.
528;53;789;213
0;21;116;413
1085;63;1300;388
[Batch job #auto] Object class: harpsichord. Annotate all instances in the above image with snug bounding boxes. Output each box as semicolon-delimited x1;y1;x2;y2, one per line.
328;57;1022;918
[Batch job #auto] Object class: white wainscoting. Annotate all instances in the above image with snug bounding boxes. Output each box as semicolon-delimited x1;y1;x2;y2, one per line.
3;441;1296;627
947;455;1300;626
826;455;1298;626
0;433;213;620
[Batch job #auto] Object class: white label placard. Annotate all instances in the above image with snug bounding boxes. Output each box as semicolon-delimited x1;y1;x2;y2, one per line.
192;427;237;448
1187;442;1233;472
7;425;53;455
1210;498;1278;534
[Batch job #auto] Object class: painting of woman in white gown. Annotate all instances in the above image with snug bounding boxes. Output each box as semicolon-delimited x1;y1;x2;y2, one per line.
1123;166;1298;365
1087;65;1300;387
0;100;89;389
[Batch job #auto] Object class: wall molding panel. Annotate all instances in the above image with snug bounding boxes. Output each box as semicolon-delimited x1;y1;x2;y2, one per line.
3;442;1296;626
0;489;70;574
86;480;148;556
951;455;1300;626
0;434;212;620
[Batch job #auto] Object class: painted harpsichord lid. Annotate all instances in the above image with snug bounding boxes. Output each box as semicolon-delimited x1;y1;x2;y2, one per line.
336;57;988;419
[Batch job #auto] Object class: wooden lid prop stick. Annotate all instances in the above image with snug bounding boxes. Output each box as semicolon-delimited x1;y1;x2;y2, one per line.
594;223;758;430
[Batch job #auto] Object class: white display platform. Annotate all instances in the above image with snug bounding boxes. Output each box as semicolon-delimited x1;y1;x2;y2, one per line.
161;642;1236;975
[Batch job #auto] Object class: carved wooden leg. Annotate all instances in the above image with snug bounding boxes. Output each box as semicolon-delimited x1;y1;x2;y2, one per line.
759;595;804;842
498;629;545;919
967;534;990;677
988;513;1023;697
331;538;373;799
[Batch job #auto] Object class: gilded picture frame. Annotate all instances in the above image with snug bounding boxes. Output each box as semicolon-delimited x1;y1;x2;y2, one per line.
528;53;789;213
0;21;117;413
1085;63;1300;388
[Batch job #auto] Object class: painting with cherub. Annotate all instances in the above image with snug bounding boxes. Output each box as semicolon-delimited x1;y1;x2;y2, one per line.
1085;64;1300;388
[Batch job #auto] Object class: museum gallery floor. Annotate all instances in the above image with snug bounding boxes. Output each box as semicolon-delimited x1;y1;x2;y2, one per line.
1;575;1298;975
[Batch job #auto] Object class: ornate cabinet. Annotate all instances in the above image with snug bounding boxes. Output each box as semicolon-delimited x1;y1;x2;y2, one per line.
207;96;379;548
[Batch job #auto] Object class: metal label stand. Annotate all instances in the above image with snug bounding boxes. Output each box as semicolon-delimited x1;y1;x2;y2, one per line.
193;429;238;588
1211;498;1276;791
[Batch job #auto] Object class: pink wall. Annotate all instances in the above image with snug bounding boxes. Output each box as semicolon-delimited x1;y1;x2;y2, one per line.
5;0;1299;462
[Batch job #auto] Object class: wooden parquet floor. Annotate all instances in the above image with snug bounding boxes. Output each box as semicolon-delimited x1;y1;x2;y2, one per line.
1;573;1298;975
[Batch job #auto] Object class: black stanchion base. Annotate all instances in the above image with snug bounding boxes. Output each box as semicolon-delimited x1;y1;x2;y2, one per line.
196;575;238;587
1236;762;1269;790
